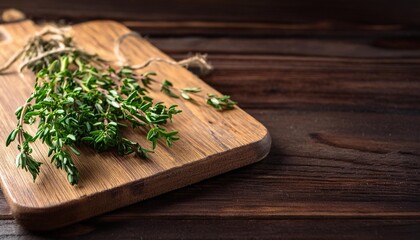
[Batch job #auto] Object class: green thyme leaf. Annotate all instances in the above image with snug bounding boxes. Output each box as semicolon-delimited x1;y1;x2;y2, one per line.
4;27;236;186
207;94;237;110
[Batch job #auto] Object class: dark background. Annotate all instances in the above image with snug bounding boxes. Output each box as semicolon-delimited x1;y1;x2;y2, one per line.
2;0;420;24
1;1;420;239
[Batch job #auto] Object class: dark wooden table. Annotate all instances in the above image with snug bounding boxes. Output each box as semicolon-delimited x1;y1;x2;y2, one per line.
1;1;420;239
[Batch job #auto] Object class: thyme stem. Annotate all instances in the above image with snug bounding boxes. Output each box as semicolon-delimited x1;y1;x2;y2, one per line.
3;25;235;185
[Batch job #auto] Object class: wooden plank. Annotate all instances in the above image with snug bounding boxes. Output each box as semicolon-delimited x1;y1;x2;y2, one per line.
123;21;413;37
121;21;420;37
0;20;270;230
145;37;420;110
1;219;420;239
167;54;420;111
2;0;420;25
7;19;420;38
150;38;420;58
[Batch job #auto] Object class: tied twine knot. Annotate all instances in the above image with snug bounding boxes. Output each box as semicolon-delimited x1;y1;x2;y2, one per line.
0;26;213;76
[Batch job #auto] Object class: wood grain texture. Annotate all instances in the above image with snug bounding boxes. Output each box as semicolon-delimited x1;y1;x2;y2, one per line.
2;0;420;25
0;20;270;230
1;3;420;237
148;36;420;111
2;219;420;239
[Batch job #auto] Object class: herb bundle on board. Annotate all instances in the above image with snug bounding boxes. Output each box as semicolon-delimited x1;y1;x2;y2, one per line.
2;27;236;185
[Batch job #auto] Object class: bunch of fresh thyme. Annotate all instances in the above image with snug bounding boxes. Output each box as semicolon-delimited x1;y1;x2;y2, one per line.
2;26;236;185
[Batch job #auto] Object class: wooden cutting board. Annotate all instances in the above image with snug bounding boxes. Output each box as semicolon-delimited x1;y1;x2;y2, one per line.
0;20;271;230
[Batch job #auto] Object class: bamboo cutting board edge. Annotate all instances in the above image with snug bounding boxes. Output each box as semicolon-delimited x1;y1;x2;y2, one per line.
0;20;271;230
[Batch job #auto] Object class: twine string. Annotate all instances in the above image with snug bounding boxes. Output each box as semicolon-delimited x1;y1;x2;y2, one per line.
0;26;213;76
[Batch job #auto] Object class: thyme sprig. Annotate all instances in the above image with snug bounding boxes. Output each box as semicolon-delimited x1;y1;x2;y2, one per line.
3;26;236;185
120;68;236;110
7;55;181;185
